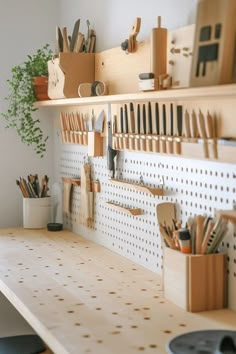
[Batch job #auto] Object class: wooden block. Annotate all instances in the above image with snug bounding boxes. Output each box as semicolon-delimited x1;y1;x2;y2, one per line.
163;248;189;310
163;248;227;312
48;53;95;99
167;24;195;88
87;132;103;157
190;0;236;86
188;253;227;312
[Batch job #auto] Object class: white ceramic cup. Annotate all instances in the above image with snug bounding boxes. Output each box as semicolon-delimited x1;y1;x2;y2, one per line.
23;197;51;229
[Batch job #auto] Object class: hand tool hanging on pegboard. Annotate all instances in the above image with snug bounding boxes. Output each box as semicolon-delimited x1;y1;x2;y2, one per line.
80;159;94;227
107;103;118;178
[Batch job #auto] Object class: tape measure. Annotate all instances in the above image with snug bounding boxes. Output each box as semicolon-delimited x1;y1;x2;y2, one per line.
78;81;106;97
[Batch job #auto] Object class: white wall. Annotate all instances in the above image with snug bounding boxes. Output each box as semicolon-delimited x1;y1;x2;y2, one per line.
59;0;198;51
0;1;59;227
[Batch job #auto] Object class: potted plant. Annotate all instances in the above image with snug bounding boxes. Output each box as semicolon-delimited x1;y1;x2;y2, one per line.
1;44;53;157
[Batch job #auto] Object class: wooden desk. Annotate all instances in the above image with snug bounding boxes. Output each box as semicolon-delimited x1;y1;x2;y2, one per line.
0;228;235;354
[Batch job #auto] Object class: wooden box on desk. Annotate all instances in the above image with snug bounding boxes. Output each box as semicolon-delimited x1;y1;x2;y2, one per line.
163;248;227;312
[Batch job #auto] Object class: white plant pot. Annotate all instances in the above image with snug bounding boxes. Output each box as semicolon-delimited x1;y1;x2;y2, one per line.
23;197;51;229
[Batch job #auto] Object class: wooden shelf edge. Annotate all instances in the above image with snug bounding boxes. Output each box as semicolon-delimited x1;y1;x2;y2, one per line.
110;178;163;196
106;202;143;216
114;141;236;164
218;210;236;224
62;177;81;186
34;84;236;108
62;177;101;192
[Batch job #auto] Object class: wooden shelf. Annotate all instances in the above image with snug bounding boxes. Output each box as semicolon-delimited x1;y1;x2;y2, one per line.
34;83;236;108
62;177;101;192
114;140;236;164
106;201;143;216
62;177;81;186
110;178;163;196
218;210;236;224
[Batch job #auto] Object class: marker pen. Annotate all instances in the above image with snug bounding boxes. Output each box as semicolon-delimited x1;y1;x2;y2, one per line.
178;228;191;254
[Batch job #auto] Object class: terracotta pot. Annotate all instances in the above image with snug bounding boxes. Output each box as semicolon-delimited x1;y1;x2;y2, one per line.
33;76;49;101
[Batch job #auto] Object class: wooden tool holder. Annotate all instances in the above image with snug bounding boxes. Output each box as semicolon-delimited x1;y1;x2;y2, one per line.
163;248;227;312
88;132;103;157
48;53;95;99
60;112;88;145
106;201;143;216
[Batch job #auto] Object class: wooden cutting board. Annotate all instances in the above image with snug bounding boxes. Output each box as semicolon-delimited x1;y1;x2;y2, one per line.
190;0;236;86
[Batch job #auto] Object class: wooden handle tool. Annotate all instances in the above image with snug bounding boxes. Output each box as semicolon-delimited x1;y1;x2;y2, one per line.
129;102;135;133
195;214;205;254
184;110;191;139
198;110;209;158
73;32;84;53
206;111;218;158
150;16;167;80
62;27;70;52
190;110;198;138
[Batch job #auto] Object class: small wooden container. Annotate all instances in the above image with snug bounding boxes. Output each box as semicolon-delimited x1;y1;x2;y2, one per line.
163;248;227;312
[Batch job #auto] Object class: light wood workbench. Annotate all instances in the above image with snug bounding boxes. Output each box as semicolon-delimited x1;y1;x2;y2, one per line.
0;228;235;354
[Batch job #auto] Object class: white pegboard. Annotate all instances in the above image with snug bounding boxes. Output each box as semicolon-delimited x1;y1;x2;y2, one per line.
56;109;236;311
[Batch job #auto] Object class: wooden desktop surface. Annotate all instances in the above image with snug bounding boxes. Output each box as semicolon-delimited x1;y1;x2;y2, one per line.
0;228;235;354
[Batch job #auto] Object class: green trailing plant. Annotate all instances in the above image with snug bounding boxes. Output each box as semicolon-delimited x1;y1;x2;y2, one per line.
1;44;53;157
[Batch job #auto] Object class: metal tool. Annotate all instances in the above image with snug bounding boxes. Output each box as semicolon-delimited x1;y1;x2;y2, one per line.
147;102;153;134
155;102;160;135
107;104;117;178
162;104;167;135
136;104;141;134
176;105;183;136
142;104;147;134
170;103;174;136
124;104;128;133
95;110;105;133
70;19;81;51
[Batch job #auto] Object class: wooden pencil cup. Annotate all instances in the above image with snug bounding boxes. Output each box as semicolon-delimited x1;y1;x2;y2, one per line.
163;248;227;312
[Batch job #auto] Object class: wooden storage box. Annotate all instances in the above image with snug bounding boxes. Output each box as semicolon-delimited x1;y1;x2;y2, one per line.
88;132;103;157
163;248;227;312
48;53;95;99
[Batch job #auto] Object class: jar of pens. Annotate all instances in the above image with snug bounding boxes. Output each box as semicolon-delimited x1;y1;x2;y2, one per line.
16;174;51;229
158;204;229;312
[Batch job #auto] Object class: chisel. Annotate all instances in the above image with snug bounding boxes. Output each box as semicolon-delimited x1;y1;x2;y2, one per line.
206;111;217;158
142;104;147;134
170;103;174;136
136;104;141;134
147;102;153;134
176;105;183;137
184;110;191;139
162;104;166;135
124;104;129;134
190;110;198;138
120;107;124;133
129;102;135;133
198;110;209;158
155;102;160;135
